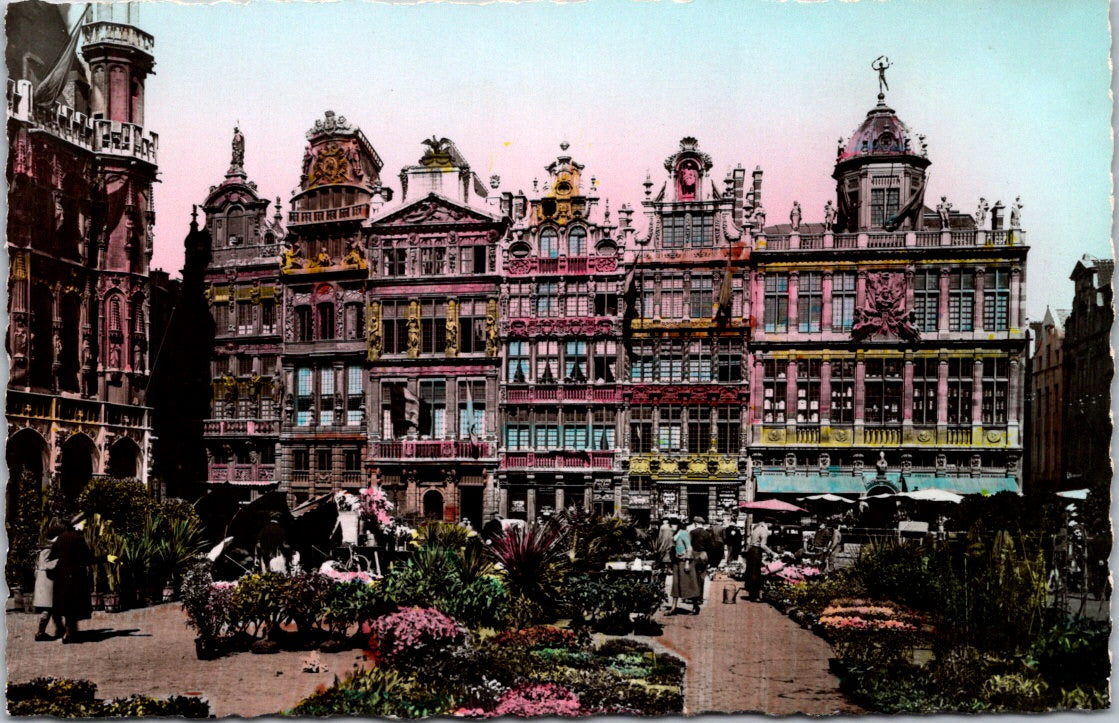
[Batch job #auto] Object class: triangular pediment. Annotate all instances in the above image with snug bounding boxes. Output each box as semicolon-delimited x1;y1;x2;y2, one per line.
371;193;501;228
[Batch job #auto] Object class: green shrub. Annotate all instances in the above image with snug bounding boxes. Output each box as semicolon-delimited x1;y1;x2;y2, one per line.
230;572;287;638
76;478;154;537
1029;618;1111;690
6;678;208;718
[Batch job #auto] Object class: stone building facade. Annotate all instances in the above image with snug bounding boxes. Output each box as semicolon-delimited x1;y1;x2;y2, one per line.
6;2;161;500
1027;307;1066;493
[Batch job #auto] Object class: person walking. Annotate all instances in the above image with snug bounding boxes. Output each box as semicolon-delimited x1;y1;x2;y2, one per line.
48;521;97;644
744;517;775;602
688;517;711;606
724;517;744;566
668;518;701;615
33;521;67;641
709;516;727;570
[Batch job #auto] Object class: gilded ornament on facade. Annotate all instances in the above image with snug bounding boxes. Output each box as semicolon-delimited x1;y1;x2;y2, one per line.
307;144;351;188
484;298;498;357
445;299;459;357
367;301;382;361
406;300;421;358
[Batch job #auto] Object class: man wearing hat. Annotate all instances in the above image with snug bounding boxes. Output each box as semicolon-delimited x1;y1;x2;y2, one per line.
688;517;711;605
744;517;775;601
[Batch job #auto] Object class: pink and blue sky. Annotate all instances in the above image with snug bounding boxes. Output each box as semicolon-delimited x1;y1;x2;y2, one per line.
112;0;1111;324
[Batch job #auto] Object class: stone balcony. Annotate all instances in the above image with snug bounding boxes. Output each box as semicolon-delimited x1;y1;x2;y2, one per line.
287;202;370;226
371;439;495;461
505;255;620;276
756;229;1026;251
626;451;741;481
7;390;148;432
202;418;279;437
503;384;620;404
753;424;1017;448
501;450;615;471
207;463;275;486
81;21;155;55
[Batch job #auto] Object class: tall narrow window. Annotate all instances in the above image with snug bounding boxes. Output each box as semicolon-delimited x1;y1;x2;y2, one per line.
687;406;709;452
659;340;683;382
562;407;588;449
567;226;587;256
508;282;532;317
661;276;684;318
716;339;742;382
458;298;487;354
981;357;1009;424
912;269;939;333
536;283;557;316
630;406;653;453
458;380;486;438
536;340;559;383
763;274;789;332
565;281;589;316
504;408;530;450
507;341;530;382
870;187;899;227
344;303;365;340
295;306;312;341
686;340;712;382
383;248;406;277
638;277;654;319
261;300;276;334
864;358;902;424
658;406;682;451
983;269;1011;331
630;341;656;382
319;368;334;426
293;449;310;472
688;274;713;319
761;359;787;424
716;407;739;454
317;303;335;340
418;380;446;438
539;229;559;258
831;272;856;331
381;381;409;438
236;302;254;335
420;299;447;354
946;358;973;425
592;340;616;383
798;272;823;332
592;408;615;450
948;270;975;331
109;296;122;332
795;359;821;423
316;449;332;473
829;359;855;424
382;300;408;354
296;367;313;426
535;409;559;448
346;365;363;426
912;357;938;426
564;340;587;381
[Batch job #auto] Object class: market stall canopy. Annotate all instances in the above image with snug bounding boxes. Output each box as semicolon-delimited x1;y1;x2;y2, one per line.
1056;489;1089;500
798;493;856;503
899;489;963;503
739;499;808;513
755;472;1018;496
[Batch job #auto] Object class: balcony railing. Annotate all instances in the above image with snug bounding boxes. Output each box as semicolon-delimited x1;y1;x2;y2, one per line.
208;463;275;486
505;255;619;276
755;229;1026;252
866;233;904;248
288;202;370;226
81;21;155;53
203;418;279;436
863;427;902;445
834;234;858;248
7;390;148;429
505;384;620;404
373;439;495;460
502;450;615;470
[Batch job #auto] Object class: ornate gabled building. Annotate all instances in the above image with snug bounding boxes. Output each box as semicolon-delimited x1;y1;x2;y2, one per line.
197;129;286;500
364;138;505;526
1027;306;1067;493
623;138;752;523
496;144;631;521
276;111;392;505
6;2;160;500
747;78;1028;502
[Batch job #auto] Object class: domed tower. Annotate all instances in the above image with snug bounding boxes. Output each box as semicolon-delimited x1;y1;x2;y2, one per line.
832;58;929;233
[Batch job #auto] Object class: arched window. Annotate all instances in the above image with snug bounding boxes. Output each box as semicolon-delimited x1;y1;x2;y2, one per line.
567;226;587;256
539;228;558;258
226;205;247;246
131;296;145;334
345;303;365;340
317;303;335;340
108;296;122;333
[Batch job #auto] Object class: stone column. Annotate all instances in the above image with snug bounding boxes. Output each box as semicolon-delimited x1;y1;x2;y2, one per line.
1010;266;1022;331
856;270;867;314
854;357;866;424
785;359;798;426
788;271;799;334
902;356;915;425
937;357;949;427
971;358;984;428
938;269;950;333
819;359;832;422
752;271;764;338
821;271;833;333
973;267;985;332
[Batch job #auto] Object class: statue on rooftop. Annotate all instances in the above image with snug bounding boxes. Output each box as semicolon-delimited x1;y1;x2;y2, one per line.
789;201;802;232
936;196;952;229
823;200;837;231
975;197;989;229
1010;196;1022;229
872;56;891;97
231;126;244;167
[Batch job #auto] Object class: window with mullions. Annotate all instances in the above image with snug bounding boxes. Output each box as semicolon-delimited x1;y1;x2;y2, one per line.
981;357;1009;424
912;357;938;426
660;276;685;318
948;270;975;331
716;339;742;382
686;340;712;382
983;269;1011;331
763;274;789;332
420;299;447;354
458;298;487;354
507;341;530;383
319;368;334;426
716;407;739;454
795;359;821;424
420;247;446;276
659;340;684;382
658;406;682;451
418;380;446;438
539;229;559;258
562;408;588;449
630;406;653;453
662;212;714;248
912;269;939;333
344;449;362;472
592;408;615;450
237;302;254;335
381;381;410;439
316;449;332;473
535;409;559;448
831;272;856;331
565;281;589;316
946;358;973;426
383;248;406;277
870;188;900;227
687;406;710;452
864;358;902;425
630;341;656;382
536;283;558;316
761;360;787;424
460;245;487;274
295;306;312;342
592;340;616;383
318;303;335;340
296;367;313;426
344;303;365;340
688;274;713;319
536;340;559;383
293;449;310;472
458;380;486;438
594;292;618;316
346;365;363;426
504;412;531;450
637;278;654;319
261;300;276;334
564;340;588;381
507;282;531;317
829;359;855;423
798;273;823;332
382;300;409;354
567;226;587;256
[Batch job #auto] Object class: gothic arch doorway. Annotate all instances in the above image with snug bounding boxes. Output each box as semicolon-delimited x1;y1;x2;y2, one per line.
7;428;49;491
423;490;444;521
60;434;97;502
108;437;141;479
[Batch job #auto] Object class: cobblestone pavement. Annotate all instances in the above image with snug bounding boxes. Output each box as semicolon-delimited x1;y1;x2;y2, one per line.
5;604;370;717
655;575;863;716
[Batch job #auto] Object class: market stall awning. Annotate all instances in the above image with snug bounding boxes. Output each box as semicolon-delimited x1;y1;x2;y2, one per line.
755;474;866;494
756;473;1019;496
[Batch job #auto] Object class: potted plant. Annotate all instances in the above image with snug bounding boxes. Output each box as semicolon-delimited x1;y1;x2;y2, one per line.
181;562;231;660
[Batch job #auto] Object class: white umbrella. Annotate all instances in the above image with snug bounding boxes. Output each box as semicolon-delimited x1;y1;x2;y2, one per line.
1056;489;1089;500
900;489;963;503
206;536;235;561
798;493;855;503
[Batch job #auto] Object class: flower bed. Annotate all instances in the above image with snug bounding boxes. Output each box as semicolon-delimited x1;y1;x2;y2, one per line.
7;677;209;718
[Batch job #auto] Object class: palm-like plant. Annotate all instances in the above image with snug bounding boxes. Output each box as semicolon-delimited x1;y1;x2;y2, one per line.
489;521;571;624
413;521;472;552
